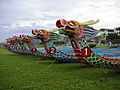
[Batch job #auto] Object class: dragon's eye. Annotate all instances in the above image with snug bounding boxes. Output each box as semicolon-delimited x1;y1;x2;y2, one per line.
69;22;74;26
39;30;43;33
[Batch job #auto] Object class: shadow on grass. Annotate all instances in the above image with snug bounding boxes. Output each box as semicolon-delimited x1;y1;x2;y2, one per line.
67;65;94;70
0;53;30;57
53;61;80;64
102;70;120;77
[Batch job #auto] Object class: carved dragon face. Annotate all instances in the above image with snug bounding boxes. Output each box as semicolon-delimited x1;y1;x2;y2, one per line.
56;19;99;39
19;34;32;43
56;19;83;38
6;37;15;44
32;29;50;42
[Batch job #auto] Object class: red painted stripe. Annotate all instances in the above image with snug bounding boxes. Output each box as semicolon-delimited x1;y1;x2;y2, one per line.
97;54;120;61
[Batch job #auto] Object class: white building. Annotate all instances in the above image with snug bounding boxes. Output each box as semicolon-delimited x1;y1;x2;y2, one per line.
98;27;120;36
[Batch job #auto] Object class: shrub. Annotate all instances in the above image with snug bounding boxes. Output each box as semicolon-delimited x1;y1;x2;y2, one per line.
109;45;119;48
88;42;96;48
94;46;106;48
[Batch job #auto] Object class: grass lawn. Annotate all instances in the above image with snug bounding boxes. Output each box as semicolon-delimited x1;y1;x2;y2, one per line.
0;48;120;90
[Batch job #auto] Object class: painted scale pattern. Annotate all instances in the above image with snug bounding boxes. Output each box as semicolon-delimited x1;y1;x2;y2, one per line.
44;32;81;62
78;37;120;69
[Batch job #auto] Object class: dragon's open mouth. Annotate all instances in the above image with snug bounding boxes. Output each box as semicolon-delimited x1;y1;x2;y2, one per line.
65;25;75;31
37;33;44;38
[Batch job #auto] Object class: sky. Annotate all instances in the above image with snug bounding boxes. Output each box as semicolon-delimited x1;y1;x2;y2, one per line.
0;0;120;42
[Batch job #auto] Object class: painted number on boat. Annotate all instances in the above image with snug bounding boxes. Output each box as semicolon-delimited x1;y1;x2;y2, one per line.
49;47;56;54
82;47;91;57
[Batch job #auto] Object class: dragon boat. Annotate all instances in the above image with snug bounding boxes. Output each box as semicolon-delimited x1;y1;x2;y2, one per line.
55;19;120;70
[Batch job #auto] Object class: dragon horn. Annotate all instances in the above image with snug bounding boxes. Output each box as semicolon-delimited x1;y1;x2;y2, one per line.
70;19;99;26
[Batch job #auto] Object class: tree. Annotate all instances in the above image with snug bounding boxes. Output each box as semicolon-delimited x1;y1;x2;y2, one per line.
106;33;120;44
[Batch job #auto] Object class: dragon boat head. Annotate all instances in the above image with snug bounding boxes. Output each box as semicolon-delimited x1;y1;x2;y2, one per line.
19;34;32;43
32;29;51;42
56;19;99;38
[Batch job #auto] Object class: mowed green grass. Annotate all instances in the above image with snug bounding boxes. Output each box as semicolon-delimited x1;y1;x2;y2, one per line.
0;48;120;90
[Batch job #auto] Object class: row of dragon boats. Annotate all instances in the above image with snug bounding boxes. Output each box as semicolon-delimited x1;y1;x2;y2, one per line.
1;19;120;70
